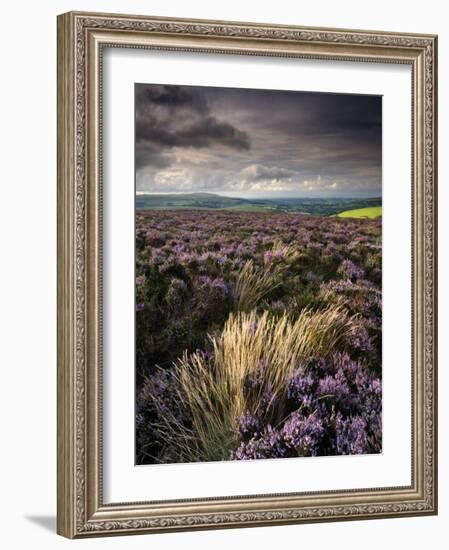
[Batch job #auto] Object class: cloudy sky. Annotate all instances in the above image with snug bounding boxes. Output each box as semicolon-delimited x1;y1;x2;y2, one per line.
135;83;382;198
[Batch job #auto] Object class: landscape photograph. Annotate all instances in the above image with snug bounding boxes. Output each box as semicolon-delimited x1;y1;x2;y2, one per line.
135;83;382;465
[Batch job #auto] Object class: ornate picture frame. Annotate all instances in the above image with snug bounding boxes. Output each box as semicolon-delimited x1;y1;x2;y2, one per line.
57;11;437;538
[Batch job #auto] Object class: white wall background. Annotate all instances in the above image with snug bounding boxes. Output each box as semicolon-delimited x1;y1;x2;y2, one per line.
0;1;446;548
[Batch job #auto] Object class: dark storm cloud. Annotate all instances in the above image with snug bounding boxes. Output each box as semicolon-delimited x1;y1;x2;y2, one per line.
135;83;382;197
135;84;250;171
172;117;250;150
136;84;208;113
136;115;250;151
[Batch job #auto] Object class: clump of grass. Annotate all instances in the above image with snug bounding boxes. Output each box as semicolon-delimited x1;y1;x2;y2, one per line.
157;304;354;462
234;259;279;313
235;241;299;312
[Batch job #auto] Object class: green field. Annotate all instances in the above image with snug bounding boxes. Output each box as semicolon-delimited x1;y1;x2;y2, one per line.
337;206;382;219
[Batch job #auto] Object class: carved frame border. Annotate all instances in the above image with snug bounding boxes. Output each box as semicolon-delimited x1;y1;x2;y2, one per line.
57;11;437;538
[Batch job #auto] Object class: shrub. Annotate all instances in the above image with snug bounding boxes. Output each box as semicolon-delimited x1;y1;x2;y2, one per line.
135;210;383;464
142;305;355;462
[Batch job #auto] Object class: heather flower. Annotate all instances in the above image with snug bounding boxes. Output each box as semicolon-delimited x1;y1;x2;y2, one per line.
349;322;374;353
287;369;315;402
197;276;229;298
282;412;325;456
136;367;190;463
235;411;263;441
232;425;286;460
317;374;350;406
334;414;368;454
338;259;365;281
145;229;166;247
149;248;167;265
263;248;285;266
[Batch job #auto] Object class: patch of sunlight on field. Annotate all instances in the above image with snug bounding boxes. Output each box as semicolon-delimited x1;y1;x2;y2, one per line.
337;206;382;219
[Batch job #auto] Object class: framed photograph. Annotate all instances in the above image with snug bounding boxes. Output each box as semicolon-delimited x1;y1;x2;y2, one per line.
57;11;438;538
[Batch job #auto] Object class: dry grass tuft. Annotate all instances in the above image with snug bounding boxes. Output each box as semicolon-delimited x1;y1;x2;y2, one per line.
235;259;279;313
163;304;354;462
235;241;299;312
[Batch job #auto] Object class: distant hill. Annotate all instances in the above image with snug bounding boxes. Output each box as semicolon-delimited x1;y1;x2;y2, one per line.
136;193;251;210
136;193;382;216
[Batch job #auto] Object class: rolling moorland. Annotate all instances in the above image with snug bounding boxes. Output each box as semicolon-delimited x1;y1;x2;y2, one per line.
136;193;382;218
136;205;382;464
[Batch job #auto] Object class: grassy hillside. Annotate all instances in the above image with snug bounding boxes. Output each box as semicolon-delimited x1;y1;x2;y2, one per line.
136;193;382;216
337;206;382;219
